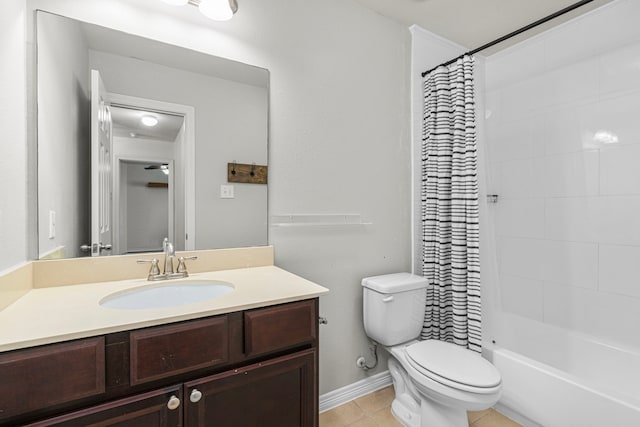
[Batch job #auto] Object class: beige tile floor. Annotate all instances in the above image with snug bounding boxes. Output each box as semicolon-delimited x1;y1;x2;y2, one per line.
320;386;522;427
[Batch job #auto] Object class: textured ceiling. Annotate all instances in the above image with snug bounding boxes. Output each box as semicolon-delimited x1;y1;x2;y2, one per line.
354;0;614;54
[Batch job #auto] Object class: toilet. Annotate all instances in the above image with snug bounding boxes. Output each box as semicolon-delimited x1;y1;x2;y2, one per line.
362;273;502;427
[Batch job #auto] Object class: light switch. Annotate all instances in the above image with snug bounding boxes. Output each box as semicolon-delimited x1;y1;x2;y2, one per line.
220;184;235;199
48;210;56;239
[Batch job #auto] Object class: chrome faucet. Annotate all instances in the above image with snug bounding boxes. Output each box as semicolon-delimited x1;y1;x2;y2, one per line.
137;238;198;281
163;238;175;276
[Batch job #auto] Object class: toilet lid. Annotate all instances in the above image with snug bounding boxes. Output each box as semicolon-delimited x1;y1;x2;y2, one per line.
405;340;501;390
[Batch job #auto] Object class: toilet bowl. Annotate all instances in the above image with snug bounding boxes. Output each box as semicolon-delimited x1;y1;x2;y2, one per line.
362;273;502;427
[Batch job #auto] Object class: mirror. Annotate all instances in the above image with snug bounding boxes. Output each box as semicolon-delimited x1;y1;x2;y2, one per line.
36;11;269;259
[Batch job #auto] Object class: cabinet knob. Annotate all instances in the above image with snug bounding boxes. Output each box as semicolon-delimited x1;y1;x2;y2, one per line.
190;388;203;403
167;395;181;410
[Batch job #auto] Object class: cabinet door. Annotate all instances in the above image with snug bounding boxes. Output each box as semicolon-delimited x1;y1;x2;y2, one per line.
184;348;318;427
25;386;182;427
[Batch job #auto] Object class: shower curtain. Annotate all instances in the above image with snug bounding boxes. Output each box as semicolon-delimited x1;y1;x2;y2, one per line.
420;55;481;353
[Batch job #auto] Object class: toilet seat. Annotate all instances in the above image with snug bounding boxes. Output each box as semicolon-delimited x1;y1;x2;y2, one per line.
405;340;501;394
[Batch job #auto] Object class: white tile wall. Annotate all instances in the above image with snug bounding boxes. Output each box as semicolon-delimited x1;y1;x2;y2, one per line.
486;117;538;162
485;38;545;91
594;195;640;245
498;237;546;281
600;144;640;195
500;76;549;122
599;42;640;96
599;244;640;299
500;274;544;321
493;158;543;199
593;92;640;146
543;284;640;349
544;197;599;242
485;0;640;350
545;58;600;107
541;150;599;197
542;101;600;155
495;198;545;239
543;240;598;289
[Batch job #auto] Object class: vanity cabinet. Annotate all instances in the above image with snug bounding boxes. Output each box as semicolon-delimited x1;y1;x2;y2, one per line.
0;299;319;427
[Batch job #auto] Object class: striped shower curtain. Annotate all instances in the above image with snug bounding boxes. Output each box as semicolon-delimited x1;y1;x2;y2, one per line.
420;55;482;353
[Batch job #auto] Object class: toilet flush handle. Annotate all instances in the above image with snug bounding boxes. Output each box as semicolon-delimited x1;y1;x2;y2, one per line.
382;296;394;303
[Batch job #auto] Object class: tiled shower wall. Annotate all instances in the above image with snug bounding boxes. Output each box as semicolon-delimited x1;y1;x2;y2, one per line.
484;0;640;350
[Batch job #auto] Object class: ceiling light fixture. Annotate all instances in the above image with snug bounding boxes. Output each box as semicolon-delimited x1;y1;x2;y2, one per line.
141;115;159;127
160;0;238;21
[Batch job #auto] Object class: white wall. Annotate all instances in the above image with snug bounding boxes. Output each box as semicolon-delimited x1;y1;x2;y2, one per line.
21;0;411;393
0;1;27;271
37;12;91;259
485;0;640;351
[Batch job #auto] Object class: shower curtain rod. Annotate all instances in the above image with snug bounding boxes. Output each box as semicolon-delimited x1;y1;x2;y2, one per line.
421;0;595;77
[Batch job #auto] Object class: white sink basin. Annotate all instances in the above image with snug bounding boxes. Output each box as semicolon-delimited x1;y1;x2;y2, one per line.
100;280;234;310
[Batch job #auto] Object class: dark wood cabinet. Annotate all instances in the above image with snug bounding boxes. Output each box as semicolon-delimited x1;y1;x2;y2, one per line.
130;316;229;386
244;300;316;357
0;337;105;420
24;386;182;427
184;349;317;427
0;298;319;427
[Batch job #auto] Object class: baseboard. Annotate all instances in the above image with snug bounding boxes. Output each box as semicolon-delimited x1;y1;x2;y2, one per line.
494;403;543;427
319;371;392;413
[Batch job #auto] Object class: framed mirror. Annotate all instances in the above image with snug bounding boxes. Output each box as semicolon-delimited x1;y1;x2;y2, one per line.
35;11;269;259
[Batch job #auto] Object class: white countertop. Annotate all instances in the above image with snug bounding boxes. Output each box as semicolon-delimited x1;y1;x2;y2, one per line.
0;266;328;352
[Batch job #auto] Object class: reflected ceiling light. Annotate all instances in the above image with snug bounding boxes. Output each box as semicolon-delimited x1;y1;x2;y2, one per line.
160;0;238;21
144;163;170;176
141;115;159;127
593;130;619;145
199;0;238;21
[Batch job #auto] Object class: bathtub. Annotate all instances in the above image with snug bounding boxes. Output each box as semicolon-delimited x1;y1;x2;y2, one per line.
486;313;640;427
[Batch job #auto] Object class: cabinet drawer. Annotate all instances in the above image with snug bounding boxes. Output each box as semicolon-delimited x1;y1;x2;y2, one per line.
244;299;316;357
0;337;105;420
130;316;229;385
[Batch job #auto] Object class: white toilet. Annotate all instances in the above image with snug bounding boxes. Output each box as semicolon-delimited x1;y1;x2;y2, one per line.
362;273;502;427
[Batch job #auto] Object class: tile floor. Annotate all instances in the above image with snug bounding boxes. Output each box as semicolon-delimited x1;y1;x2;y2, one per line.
319;386;522;427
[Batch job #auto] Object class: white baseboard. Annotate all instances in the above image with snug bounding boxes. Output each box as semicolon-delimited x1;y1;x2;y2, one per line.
319;371;392;413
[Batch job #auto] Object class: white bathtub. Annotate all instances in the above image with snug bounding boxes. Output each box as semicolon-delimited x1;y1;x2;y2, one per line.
487;313;640;427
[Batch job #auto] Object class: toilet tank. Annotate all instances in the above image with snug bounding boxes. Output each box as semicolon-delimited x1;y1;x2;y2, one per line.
362;273;428;346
